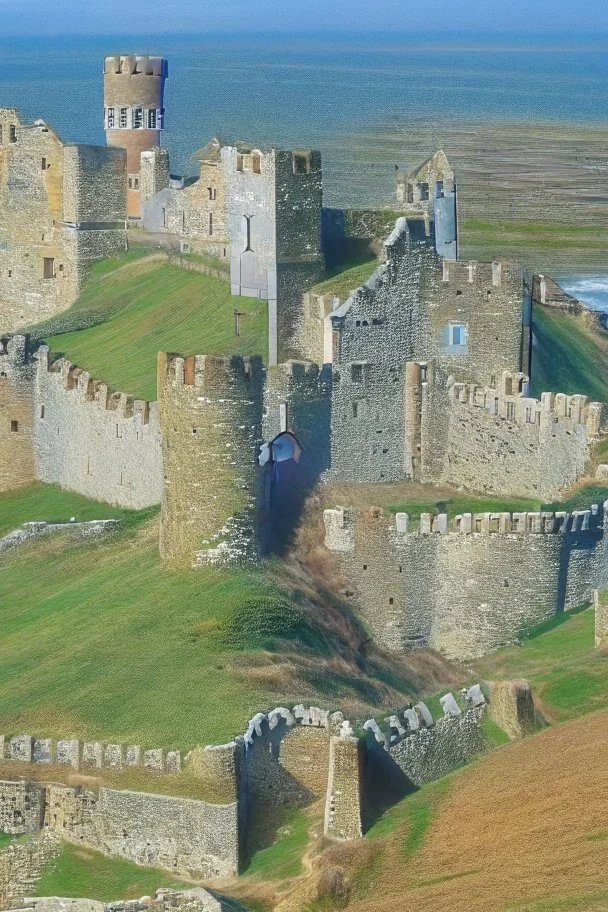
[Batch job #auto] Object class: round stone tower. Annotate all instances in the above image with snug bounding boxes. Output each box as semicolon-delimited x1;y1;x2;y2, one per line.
157;352;264;569
103;54;168;220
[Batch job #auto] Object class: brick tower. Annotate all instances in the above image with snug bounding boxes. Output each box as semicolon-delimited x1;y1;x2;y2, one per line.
103;54;168;220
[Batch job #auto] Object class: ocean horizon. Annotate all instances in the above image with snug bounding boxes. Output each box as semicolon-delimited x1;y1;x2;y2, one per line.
1;30;607;304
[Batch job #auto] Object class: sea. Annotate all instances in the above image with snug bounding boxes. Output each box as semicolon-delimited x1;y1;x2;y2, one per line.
1;30;608;308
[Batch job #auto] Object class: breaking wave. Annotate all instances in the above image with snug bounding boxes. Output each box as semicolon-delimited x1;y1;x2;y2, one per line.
555;276;608;313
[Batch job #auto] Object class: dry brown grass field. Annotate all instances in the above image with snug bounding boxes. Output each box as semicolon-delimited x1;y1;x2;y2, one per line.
233;710;608;912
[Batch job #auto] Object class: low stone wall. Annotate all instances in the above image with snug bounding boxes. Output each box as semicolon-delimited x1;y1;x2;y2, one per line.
0;521;119;555
324;504;608;659
0;833;59;909
0;733;183;774
11;887;221;912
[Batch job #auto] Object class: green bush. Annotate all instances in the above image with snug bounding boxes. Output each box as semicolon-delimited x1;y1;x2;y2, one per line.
227;596;309;648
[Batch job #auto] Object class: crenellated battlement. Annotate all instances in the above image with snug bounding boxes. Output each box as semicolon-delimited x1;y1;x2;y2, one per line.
37;347;153;424
158;351;264;391
441;258;511;287
103;55;167;78
324;502;607;543
448;370;603;437
0;733;182;775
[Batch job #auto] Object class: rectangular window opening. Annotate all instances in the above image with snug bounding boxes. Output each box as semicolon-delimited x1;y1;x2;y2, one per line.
107;107;115;128
448;323;466;347
351;364;364;383
419;182;429;201
10;420;18;432
41;157;47;171
209;212;213;235
133;107;143;129
9;124;17;143
119;108;128;128
147;109;157;130
252;153;261;174
43;257;55;279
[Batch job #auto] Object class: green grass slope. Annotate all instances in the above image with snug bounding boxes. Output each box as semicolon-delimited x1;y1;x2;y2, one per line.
0;485;433;749
474;606;608;722
0;483;138;538
531;303;608;403
27;251;267;402
35;843;187;899
310;256;379;301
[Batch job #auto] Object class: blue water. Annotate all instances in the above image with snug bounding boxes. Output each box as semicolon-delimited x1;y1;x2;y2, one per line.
556;276;608;313
1;30;608;203
2;31;608;301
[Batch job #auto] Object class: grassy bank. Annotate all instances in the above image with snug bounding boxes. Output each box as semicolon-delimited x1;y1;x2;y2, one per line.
531;303;608;403
27;251;267;402
473;607;608;723
0;483;139;538
0;485;432;748
35;843;187;900
310;256;379;301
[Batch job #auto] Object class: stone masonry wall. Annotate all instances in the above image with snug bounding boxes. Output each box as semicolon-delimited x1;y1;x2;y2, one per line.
0;833;59;909
158;352;264;568
324;505;608;660
0;112;126;332
435;373;601;499
0;335;36;491
324;736;362;841
327;218;435;483
35;347;162;509
11;887;222;912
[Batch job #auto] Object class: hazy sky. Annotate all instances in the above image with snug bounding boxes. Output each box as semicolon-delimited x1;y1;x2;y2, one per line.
1;0;607;36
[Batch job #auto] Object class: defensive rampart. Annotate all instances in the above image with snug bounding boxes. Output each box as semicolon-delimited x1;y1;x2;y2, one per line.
324;503;608;659
0;520;119;554
158;352;264;568
0;685;494;874
434;372;602;498
34;346;162;509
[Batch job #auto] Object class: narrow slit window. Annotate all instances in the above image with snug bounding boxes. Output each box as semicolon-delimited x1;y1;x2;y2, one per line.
244;215;253;251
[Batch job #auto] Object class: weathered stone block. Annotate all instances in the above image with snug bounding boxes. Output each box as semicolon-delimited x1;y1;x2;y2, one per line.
82;742;103;768
487;680;536;739
103;743;123;769
33;738;53;763
144;748;164;772
440;693;462;716
10;735;33;762
56;739;81;769
125;745;141;767
166;751;181;774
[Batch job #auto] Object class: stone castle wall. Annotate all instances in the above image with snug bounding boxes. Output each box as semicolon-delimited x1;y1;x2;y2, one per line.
158;352;264;568
0;111;127;333
324;505;608;659
0;336;36;491
435;374;601;498
35;346;162;509
0;833;59;909
12;887;222;912
327;219;435;483
325;220;531;486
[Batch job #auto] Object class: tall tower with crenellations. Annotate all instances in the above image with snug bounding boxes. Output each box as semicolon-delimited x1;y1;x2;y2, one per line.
103;54;168;220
